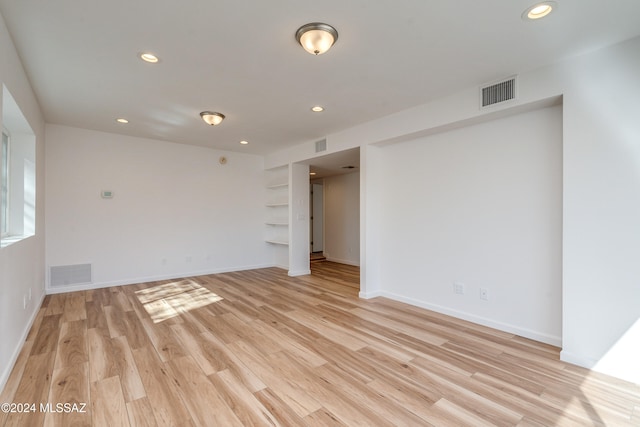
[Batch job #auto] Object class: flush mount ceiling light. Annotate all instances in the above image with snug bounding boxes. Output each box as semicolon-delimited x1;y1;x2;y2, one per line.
522;2;557;20
239;140;249;145
311;105;324;112
139;52;159;63
200;111;225;126
115;118;129;124
296;23;338;55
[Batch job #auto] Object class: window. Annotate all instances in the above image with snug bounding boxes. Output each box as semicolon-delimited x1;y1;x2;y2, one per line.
1;85;36;248
1;130;9;237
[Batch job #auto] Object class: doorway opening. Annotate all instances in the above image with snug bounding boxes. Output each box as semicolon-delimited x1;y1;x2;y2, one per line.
303;147;360;286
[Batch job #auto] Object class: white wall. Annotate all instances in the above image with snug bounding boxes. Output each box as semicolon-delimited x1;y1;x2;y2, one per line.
45;124;270;291
0;11;46;392
378;105;563;345
324;172;360;266
266;35;640;384
560;38;640;383
288;162;310;276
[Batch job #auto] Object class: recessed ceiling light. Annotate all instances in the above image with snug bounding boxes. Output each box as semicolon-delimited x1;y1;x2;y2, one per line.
310;172;317;176
140;52;159;63
240;140;249;145
522;2;556;20
116;118;129;124
311;106;324;112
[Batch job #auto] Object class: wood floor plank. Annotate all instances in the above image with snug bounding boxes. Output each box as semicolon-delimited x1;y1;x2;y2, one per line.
45;362;90;427
209;369;282;427
3;262;639;427
0;340;34;427
30;314;62;356
139;317;187;362
25;307;46;342
131;345;192;427
253;388;306;427
90;376;129;427
199;331;267;393
87;328;119;382
4;351;55;427
165;356;244;427
104;304;129;339
54;319;88;370
266;350;397;427
227;339;323;417
112;336;146;402
126;397;158;427
60;292;87;323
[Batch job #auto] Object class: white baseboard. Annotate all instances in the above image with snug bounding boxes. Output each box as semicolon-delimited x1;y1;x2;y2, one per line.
380;290;562;347
45;263;275;294
288;269;311;277
0;292;46;393
359;290;383;299
560;350;596;369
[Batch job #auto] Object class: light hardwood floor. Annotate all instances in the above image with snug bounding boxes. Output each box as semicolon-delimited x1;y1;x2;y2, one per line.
1;262;639;426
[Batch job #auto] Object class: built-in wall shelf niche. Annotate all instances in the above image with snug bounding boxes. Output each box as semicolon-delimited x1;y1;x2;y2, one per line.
267;183;288;189
265;166;290;260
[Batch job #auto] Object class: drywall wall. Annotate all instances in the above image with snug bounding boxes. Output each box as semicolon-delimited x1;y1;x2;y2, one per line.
0;10;46;392
288;162;310;276
45;124;270;291
560;37;640;383
266;35;640;383
323;172;360;266
377;105;562;345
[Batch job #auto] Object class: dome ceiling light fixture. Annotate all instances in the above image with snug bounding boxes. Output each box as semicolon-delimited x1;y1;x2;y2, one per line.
296;22;338;55
200;111;225;126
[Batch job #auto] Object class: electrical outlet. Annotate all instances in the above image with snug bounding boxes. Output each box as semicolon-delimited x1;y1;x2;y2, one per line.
453;282;465;295
480;288;489;301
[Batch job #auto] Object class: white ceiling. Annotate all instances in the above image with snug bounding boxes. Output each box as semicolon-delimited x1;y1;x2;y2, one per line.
1;0;639;155
305;148;360;179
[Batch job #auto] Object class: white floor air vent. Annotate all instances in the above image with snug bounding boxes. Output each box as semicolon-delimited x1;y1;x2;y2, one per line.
481;76;517;108
50;263;92;287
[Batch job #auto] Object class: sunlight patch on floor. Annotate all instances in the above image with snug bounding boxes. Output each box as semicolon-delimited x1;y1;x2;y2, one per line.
135;279;223;323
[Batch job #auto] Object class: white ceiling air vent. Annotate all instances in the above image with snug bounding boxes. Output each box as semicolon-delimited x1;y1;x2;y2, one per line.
315;138;327;153
480;76;517;108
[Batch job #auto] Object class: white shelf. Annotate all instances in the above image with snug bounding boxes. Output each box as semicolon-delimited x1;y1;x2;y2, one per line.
266;202;288;207
265;240;289;246
265;222;289;226
267;183;288;189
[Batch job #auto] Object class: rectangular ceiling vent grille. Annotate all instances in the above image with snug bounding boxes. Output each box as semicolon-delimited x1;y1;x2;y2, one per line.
481;76;517;108
50;263;92;287
315;138;327;153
